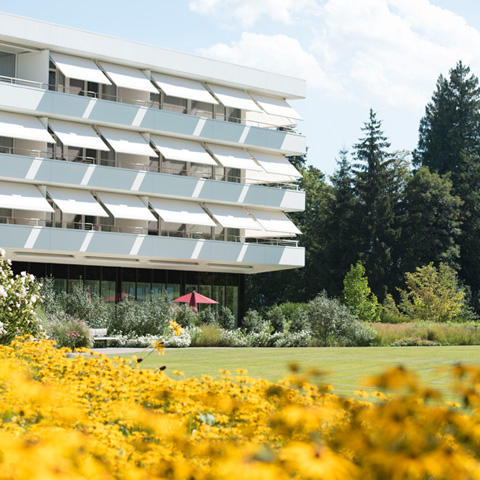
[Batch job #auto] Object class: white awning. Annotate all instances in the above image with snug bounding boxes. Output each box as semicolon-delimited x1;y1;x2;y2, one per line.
151;135;216;165
97;127;157;156
205;204;262;230
249;150;301;178
250;209;301;236
96;192;155;221
0;111;53;143
207;144;262;171
245;110;297;128
149;197;215;227
244;169;297;184
152;73;217;104
48;119;109;151
208;84;262;112
0;181;53;212
252;94;302;120
99;62;157;93
50;53;111;84
47;186;108;217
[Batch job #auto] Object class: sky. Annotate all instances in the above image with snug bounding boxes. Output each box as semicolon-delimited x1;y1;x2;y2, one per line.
2;1;480;177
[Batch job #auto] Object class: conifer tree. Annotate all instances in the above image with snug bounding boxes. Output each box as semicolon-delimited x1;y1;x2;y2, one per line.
414;61;480;173
352;109;403;299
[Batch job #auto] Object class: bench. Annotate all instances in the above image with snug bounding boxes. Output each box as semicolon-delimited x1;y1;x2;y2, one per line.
90;328;116;348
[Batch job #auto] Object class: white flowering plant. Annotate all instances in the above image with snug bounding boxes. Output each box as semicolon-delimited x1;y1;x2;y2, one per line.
0;248;44;344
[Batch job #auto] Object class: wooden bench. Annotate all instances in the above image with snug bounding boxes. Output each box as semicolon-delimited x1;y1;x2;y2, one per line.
90;328;116;348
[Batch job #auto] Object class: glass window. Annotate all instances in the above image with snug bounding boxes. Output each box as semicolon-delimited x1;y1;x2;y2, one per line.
0;136;12;154
161;158;186;176
225;286;239;320
0;52;15;78
163;95;187;114
214;104;225;121
101;280;116;301
100;150;115;167
185;284;197;294
121;281;136;300
86;82;99;98
149;156;159;172
136;282;150;301
101;83;117;101
84;280;100;297
226;107;241;123
85;149;97;164
67;146;83;162
167;284;180;300
191;101;213;119
199;284;212;298
212;285;225;307
226;168;241;183
150;92;160;108
69;78;84;96
68;279;83;293
54;278;67;293
151;283;167;299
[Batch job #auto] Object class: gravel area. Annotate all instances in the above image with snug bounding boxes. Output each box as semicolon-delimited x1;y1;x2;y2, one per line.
92;347;151;355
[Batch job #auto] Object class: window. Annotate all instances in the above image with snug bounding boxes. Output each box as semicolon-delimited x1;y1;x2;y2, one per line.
121;281;136;300
190;101;213;119
100;150;115;167
101;281;116;301
0;136;12;154
152;283;167;299
163;95;187;114
137;282;150;301
225;285;239;320
226;107;241;123
0;52;15;78
185;284;197;294
84;280;100;297
167;284;180;300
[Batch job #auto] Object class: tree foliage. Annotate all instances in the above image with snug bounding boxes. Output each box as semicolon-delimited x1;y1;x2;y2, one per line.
343;261;381;322
398;263;465;323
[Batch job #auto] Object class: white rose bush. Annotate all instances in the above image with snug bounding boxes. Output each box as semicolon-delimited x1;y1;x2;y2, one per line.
0;248;43;343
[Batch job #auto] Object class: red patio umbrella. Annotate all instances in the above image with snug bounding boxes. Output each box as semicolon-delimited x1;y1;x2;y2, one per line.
173;291;218;313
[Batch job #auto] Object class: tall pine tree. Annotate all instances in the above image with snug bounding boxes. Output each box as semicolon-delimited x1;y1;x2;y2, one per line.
414;61;480;174
352;109;404;299
323;150;360;296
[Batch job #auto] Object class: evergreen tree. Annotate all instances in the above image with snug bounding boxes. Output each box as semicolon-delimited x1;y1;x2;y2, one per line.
414;61;480;174
454;154;480;310
352;109;404;299
399;167;462;275
323;150;360;296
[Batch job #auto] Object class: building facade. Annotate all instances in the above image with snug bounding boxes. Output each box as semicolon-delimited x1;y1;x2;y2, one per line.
0;12;306;319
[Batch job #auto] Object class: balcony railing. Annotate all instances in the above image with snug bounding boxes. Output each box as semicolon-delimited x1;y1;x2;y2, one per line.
0;216;299;247
0;147;302;191
0;73;301;131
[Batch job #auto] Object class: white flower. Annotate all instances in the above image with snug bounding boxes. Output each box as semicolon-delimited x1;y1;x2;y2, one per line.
0;285;6;298
0;248;4;257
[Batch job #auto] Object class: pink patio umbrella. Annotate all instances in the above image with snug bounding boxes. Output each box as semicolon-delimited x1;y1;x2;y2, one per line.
172;291;218;313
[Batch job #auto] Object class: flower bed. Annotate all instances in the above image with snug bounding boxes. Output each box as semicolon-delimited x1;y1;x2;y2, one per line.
0;337;480;478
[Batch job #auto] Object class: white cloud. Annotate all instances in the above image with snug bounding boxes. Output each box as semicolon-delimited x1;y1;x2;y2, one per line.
199;32;336;92
189;0;318;28
193;0;480;111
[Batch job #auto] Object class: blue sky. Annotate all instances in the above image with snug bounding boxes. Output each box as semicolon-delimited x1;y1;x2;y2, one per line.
2;1;479;177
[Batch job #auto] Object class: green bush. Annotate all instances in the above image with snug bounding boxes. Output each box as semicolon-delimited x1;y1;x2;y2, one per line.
47;315;92;349
218;306;236;330
308;292;377;346
278;302;309;333
172;304;199;329
391;337;441;347
198;306;218;326
380;294;405;323
241;309;269;333
265;305;286;333
108;298;172;337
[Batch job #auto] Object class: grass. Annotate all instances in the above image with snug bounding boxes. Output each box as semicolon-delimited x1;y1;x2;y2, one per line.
112;345;480;398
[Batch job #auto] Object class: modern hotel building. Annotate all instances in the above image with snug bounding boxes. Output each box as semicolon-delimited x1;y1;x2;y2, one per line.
0;12;306;319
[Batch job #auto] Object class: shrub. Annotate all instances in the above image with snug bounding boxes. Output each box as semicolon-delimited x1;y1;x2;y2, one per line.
218;306;236;330
398;263;466;322
343;261;381;322
265;305;286;333
190;324;222;347
47;315;92;349
172;304;199;329
108;298;172;337
0;248;43;343
163;330;192;348
391;337;441;347
241;309;269;333
278;302;310;333
198;306;218;326
381;294;405;323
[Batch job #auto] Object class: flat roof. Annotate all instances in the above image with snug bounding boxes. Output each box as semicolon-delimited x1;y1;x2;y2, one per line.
0;11;306;99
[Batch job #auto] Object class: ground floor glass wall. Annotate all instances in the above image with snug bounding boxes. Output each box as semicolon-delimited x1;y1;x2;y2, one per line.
11;262;244;321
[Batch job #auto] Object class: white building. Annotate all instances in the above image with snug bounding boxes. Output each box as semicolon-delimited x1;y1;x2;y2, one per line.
0;12;305;318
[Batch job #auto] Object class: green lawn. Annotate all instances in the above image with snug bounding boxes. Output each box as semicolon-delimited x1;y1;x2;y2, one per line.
112;346;480;397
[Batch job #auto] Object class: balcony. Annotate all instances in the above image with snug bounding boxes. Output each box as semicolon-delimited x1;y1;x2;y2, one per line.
0;152;306;212
0;223;305;274
0;78;306;155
